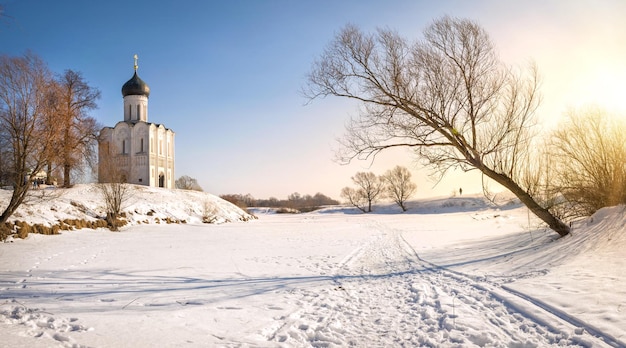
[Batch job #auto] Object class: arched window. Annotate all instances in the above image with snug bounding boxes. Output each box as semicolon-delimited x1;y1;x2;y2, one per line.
158;173;165;187
122;140;126;154
137;104;141;120
140;138;144;152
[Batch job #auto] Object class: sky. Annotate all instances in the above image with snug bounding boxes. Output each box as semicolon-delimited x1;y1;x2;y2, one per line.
1;0;625;200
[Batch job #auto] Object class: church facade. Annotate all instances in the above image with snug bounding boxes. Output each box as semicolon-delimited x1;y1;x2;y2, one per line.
98;57;175;188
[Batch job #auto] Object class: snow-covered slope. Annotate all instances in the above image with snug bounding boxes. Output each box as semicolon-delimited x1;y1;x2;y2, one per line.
0;184;253;229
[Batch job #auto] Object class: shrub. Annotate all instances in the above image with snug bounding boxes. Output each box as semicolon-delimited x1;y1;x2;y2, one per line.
16;222;30;239
202;201;218;223
34;224;55;235
106;217;127;230
0;223;12;241
276;207;299;214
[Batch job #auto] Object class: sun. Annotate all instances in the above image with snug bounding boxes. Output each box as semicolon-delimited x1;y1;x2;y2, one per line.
567;65;626;115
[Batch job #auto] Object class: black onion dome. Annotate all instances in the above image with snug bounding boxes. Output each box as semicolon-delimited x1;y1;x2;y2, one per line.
121;72;150;97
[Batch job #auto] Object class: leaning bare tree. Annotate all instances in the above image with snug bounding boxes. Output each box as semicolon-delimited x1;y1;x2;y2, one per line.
383;166;416;212
305;16;570;236
0;53;57;224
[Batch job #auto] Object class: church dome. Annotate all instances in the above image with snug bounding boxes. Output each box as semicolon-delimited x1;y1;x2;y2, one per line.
122;72;150;97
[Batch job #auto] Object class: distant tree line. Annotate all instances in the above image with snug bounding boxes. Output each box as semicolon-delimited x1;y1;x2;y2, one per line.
220;192;339;212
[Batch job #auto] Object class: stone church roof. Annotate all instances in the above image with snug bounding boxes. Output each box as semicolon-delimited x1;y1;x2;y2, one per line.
121;71;150;97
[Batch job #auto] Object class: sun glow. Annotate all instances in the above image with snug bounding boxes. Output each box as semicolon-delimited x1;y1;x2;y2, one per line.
563;64;626;116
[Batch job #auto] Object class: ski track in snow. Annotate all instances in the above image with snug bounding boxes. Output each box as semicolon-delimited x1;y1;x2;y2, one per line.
1;200;623;347
262;219;612;348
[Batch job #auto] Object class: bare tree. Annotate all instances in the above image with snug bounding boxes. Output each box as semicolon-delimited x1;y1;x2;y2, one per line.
550;106;626;217
0;53;56;224
340;186;368;213
341;171;384;213
47;70;100;187
96;140;131;230
383;165;416;211
175;175;203;191
305;17;570;236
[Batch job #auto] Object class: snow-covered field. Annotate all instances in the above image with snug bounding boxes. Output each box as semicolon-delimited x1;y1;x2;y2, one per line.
1;186;625;347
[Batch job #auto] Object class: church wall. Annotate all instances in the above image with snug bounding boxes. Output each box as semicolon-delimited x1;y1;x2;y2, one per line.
150;125;175;189
99;121;175;188
128;122;149;185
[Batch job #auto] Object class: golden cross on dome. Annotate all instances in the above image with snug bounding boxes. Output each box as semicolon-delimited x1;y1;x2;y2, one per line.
133;54;138;72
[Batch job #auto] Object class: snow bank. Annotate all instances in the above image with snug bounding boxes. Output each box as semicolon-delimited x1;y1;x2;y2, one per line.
0;184;253;230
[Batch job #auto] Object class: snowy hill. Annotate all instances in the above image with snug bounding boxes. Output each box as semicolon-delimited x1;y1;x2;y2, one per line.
0;184;253;230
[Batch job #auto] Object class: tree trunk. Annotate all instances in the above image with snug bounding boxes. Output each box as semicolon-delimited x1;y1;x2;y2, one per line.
0;185;29;224
63;163;71;187
478;164;570;237
46;162;52;185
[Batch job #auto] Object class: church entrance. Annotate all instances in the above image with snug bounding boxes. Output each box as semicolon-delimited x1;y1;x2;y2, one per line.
158;173;165;188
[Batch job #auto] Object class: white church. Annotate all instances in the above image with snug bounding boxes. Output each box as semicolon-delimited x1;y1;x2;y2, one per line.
98;56;175;188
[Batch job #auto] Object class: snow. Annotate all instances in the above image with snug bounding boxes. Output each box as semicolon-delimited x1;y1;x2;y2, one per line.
1;187;624;347
1;184;254;226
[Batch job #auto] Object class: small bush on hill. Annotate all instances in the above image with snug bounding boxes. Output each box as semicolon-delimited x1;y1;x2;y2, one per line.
0;223;13;241
16;221;30;239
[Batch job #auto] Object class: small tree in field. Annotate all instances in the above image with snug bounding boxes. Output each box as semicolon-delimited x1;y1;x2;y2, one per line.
383;166;416;212
96;141;130;230
305;16;570;236
341;171;384;213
